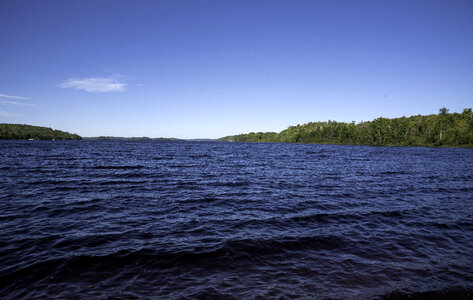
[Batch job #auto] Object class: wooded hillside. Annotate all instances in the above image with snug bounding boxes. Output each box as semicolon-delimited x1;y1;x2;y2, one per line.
0;124;82;140
219;108;473;147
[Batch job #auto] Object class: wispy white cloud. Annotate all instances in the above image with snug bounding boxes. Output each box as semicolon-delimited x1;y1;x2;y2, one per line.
0;110;19;117
0;99;37;107
0;93;34;118
0;93;30;100
59;76;126;92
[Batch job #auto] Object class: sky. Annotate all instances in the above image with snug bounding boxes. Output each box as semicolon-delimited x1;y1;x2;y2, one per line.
1;0;472;138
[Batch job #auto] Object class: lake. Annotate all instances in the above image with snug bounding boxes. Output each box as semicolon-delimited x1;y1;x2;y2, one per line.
1;140;472;299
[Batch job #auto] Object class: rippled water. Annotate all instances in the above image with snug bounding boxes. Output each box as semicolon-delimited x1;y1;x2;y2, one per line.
1;140;472;299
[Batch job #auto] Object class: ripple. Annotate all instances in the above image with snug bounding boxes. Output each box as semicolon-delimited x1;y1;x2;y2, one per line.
1;140;472;298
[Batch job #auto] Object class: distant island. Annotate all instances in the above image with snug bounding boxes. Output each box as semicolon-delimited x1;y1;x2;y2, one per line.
0;124;81;140
219;108;473;147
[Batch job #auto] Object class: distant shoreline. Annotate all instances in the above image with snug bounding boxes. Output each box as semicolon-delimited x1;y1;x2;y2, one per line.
219;108;473;148
82;136;182;141
0;124;81;140
2;107;472;147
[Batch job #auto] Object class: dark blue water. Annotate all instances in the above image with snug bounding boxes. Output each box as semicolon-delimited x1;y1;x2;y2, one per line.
1;141;472;299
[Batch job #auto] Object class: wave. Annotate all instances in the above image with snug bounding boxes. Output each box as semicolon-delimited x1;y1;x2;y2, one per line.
92;165;145;170
2;140;473;298
381;289;473;299
0;234;347;281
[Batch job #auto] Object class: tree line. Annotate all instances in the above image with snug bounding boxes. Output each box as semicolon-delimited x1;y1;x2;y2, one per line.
219;108;473;147
0;124;82;140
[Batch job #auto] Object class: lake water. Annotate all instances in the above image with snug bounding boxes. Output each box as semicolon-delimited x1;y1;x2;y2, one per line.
1;140;472;299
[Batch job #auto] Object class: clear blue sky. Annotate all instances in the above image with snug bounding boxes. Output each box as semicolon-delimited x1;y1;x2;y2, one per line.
1;0;472;138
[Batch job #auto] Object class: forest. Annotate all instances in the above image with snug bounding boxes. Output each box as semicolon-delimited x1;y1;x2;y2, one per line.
0;124;82;140
219;108;473;147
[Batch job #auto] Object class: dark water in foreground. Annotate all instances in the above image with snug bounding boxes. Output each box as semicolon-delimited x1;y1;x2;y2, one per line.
1;141;472;299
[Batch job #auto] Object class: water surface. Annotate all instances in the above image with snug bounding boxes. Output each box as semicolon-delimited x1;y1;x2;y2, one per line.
1;141;472;298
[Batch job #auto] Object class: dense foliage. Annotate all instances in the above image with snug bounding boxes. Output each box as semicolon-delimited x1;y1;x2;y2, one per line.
0;124;81;140
219;108;473;147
